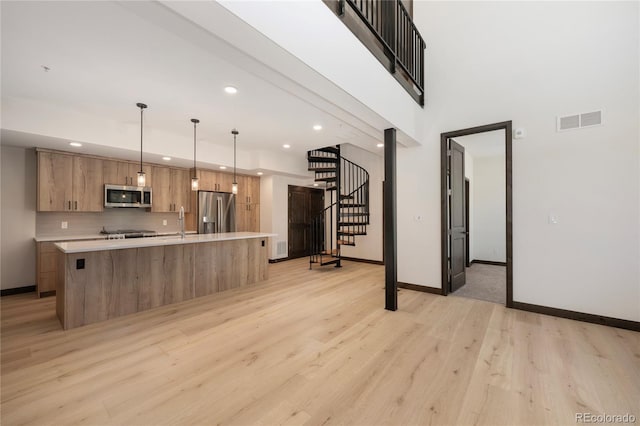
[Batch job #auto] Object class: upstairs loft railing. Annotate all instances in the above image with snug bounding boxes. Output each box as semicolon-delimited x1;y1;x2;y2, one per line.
335;0;425;105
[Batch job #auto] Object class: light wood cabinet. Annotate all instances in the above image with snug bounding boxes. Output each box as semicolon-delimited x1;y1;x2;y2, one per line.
235;175;260;231
36;242;59;297
151;166;190;213
236;202;260;232
38;151;103;212
73;156;104;211
103;160;152;187
38;152;73;212
196;169;234;192
235;175;260;204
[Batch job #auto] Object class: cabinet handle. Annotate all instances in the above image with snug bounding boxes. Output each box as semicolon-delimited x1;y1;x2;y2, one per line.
68;200;71;210
74;201;78;210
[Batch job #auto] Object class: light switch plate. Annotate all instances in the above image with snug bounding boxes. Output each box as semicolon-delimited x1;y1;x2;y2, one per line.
61;221;68;229
162;220;167;226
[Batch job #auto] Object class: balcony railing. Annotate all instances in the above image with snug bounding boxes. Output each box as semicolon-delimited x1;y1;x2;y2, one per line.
335;0;425;105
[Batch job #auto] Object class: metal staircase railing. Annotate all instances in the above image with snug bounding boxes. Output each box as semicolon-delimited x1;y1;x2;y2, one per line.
308;145;370;269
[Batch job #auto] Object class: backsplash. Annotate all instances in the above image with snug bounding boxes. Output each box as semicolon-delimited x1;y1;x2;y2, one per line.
36;209;185;237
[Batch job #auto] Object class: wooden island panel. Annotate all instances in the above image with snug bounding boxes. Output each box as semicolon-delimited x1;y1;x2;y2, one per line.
57;238;268;329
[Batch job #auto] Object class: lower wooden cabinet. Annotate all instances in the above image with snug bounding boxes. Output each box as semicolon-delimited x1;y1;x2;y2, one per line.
36;242;59;297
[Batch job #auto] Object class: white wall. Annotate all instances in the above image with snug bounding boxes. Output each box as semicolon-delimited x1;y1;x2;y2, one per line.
340;144;383;262
1;146;36;289
398;1;639;321
472;155;506;263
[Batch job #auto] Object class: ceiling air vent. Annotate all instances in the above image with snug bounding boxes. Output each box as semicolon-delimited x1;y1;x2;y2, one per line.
557;110;603;132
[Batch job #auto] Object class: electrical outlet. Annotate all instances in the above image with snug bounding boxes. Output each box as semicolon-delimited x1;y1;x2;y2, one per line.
162;220;167;226
61;221;68;229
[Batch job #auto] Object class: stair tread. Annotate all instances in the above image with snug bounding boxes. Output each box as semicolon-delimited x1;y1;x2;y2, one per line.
308;156;338;163
308;167;337;172
339;222;370;226
338;231;367;236
340;212;369;216
316;146;339;154
320;259;341;266
337;239;355;246
339;203;366;207
315;176;337;182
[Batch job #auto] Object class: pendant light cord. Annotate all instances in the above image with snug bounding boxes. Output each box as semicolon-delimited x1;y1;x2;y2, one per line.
136;103;147;175
231;128;238;184
191;118;200;179
139;106;143;172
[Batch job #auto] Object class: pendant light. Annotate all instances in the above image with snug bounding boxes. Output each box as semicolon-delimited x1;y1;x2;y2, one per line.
231;128;239;195
136;102;147;187
191;118;200;191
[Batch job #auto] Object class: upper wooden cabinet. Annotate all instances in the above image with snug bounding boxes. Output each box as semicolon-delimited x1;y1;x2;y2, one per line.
151;166;190;213
103;160;152;187
73;156;104;212
196;169;233;192
234;175;260;204
38;151;103;212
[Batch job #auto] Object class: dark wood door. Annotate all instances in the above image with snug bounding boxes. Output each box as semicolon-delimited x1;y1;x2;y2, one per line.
288;186;324;259
449;139;466;292
465;178;471;267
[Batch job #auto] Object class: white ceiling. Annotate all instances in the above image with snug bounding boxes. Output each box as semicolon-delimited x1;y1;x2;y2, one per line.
453;129;505;158
0;0;384;174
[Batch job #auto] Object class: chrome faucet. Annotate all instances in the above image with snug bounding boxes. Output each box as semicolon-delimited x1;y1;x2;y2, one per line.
178;206;185;239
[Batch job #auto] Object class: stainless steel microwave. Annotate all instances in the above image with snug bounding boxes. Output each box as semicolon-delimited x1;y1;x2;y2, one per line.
104;185;152;208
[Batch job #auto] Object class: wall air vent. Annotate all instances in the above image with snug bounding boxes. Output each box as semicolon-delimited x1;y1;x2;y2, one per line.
277;241;287;256
557;110;603;132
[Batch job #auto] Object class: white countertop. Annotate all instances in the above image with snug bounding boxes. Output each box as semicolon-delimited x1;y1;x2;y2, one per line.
54;232;276;254
35;231;196;243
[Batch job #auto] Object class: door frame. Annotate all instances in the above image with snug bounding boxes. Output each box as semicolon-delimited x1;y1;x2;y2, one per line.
440;121;513;307
465;178;471;268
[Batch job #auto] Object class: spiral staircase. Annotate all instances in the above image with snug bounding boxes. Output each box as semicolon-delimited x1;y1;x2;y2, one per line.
307;145;370;268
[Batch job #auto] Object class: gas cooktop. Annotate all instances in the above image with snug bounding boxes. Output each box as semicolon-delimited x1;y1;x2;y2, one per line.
100;228;158;239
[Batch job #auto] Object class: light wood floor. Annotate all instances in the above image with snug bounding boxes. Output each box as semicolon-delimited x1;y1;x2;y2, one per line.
2;258;639;425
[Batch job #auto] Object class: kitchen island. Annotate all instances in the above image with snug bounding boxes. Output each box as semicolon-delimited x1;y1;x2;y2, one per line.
55;232;275;329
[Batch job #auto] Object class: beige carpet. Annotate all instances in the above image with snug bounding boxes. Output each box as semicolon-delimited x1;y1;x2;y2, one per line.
452;263;506;304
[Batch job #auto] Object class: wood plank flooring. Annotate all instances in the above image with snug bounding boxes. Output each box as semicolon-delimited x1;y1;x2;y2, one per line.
2;258;639;425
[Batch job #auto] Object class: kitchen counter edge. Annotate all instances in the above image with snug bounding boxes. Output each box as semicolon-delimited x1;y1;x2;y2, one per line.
35;231;197;243
54;232;277;254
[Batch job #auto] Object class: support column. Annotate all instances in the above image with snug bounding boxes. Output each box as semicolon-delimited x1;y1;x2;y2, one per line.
384;128;397;311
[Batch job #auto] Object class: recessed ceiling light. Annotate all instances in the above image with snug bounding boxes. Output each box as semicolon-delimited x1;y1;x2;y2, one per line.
377;143;384;148
283;144;291;149
313;125;323;131
224;86;238;94
69;142;82;147
219;166;227;170
162;156;171;161
257;172;264;176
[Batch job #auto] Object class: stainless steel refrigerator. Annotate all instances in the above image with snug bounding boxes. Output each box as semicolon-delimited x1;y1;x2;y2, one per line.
198;191;236;234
